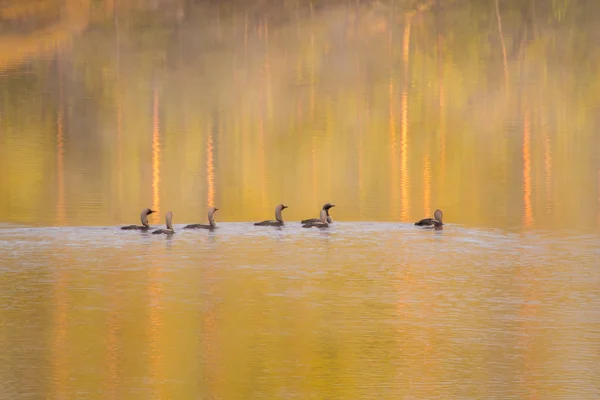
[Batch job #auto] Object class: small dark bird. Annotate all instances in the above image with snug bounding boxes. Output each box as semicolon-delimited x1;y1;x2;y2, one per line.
302;209;330;229
152;211;175;234
121;208;155;230
254;204;288;226
415;209;443;228
301;203;335;224
184;207;219;230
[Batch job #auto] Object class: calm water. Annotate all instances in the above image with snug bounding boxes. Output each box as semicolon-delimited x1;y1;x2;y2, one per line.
1;224;599;399
1;0;600;398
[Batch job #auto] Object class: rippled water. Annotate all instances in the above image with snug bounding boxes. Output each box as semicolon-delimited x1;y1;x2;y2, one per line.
1;223;599;399
1;0;600;398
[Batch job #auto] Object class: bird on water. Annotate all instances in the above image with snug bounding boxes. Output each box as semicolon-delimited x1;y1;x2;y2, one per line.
254;204;288;227
152;211;175;234
184;207;219;230
121;208;155;230
302;208;330;229
415;209;443;228
301;203;335;224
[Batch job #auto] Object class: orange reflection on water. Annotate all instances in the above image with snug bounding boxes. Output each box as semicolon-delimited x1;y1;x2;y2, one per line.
389;26;399;219
206;120;215;207
389;77;399;217
543;126;552;215
399;17;412;221
423;154;431;218
437;32;446;174
258;92;266;205
523;110;533;227
56;60;66;226
311;135;317;206
310;33;315;118
150;86;164;396
152;86;161;215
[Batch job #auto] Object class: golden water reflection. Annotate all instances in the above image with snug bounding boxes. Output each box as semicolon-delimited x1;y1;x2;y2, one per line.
0;1;598;229
1;226;597;399
1;1;600;397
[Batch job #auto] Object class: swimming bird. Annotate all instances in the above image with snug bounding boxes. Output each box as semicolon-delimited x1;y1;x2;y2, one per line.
301;203;335;224
302;209;329;229
152;211;175;234
121;208;155;230
415;209;443;228
254;204;288;226
184;207;219;230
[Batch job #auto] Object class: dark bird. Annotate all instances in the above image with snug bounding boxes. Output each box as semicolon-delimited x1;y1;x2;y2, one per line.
121;208;155;230
254;204;288;226
301;203;335;224
152;211;175;234
302;209;329;229
415;209;443;228
184;207;219;230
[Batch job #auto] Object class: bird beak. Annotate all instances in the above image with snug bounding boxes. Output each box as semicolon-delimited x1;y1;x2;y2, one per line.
330;204;336;208
283;205;289;209
149;210;156;214
214;208;219;211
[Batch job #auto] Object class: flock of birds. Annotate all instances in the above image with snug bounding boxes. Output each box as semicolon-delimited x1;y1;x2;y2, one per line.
121;203;445;234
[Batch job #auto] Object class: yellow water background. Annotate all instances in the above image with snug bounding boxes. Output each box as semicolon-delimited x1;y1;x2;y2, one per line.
0;0;598;229
0;1;599;399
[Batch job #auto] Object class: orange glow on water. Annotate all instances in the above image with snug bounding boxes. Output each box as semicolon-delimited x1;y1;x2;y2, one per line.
258;92;266;205
400;18;411;221
151;86;161;215
389;26;399;218
543;126;552;215
423;154;431;218
523;110;533;227
311;135;317;206
206;120;215;207
438;32;446;173
56;61;66;226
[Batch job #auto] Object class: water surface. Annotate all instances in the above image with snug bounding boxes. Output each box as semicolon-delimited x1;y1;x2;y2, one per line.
1;1;600;398
1;224;599;399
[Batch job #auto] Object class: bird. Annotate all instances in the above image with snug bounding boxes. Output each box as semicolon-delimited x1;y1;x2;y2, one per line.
184;207;219;230
254;204;288;226
415;209;443;228
152;211;175;234
301;203;335;224
302;209;329;229
121;208;155;230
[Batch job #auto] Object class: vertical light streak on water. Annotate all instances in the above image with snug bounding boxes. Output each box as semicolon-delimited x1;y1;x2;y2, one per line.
207;118;215;208
523;110;533;227
400;18;412;221
56;59;66;226
152;85;161;216
389;22;399;219
423;154;431;218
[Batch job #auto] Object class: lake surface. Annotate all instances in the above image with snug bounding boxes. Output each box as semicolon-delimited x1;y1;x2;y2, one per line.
1;0;600;399
1;223;599;399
